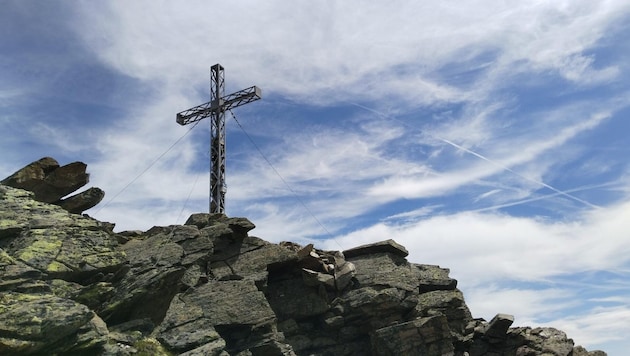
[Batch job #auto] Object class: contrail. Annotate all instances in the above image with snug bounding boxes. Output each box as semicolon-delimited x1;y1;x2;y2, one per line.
438;137;600;209
350;102;601;210
471;182;617;213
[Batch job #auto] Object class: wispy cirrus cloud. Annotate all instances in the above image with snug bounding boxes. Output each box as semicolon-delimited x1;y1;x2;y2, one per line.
3;2;630;352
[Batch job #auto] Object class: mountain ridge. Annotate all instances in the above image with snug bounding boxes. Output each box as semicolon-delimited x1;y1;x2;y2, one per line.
0;157;607;356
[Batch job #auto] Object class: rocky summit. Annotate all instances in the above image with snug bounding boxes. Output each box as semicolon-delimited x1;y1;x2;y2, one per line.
0;158;607;356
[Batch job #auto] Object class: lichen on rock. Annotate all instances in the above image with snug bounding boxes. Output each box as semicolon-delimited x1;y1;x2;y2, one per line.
0;158;609;355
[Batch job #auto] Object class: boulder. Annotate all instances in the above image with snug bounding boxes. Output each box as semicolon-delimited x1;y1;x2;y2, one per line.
294;244;356;291
63;314;110;354
0;185;111;239
1;157;59;191
341;286;417;328
515;327;575;356
471;326;577;356
266;276;330;319
3;160;89;203
185;213;256;238
573;345;608;356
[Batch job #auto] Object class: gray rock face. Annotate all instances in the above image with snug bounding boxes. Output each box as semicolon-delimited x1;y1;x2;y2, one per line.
371;315;454;356
0;292;93;355
0;171;609;356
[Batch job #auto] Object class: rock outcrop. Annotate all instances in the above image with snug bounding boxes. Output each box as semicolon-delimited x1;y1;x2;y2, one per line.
2;157;104;214
0;170;608;355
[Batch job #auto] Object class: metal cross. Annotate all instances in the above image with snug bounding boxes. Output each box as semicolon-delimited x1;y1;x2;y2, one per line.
176;64;261;214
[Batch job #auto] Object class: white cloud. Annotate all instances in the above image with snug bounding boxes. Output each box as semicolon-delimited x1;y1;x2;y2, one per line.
365;111;610;201
72;1;629;106
63;1;629;236
384;206;439;222
464;286;576;323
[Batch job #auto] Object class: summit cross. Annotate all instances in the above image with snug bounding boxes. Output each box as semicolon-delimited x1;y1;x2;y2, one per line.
176;64;261;214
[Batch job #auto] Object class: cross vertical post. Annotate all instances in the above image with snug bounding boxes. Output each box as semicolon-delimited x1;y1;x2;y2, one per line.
210;64;226;214
176;64;261;214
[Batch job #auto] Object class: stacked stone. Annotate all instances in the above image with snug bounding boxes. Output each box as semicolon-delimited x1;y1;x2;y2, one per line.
1;157;104;214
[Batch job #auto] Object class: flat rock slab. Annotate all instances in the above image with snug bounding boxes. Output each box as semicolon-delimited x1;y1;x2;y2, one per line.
343;239;409;259
58;187;105;214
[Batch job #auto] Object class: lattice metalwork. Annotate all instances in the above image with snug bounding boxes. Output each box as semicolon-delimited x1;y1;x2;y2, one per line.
176;64;261;213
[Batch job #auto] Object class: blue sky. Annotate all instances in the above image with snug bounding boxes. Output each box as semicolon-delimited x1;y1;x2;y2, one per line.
2;1;630;354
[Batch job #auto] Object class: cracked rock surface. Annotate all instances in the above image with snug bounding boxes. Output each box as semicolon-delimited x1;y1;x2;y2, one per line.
0;182;608;356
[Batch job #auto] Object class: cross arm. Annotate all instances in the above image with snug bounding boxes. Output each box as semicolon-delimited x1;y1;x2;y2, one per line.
176;86;262;125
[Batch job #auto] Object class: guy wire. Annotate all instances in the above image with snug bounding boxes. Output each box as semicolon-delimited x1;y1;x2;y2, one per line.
228;109;342;248
94;120;201;215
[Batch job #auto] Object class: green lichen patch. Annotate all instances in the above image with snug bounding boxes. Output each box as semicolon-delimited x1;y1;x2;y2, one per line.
5;226;126;282
0;248;16;265
16;238;63;271
82;251;127;270
47;260;72;273
0;185;104;234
